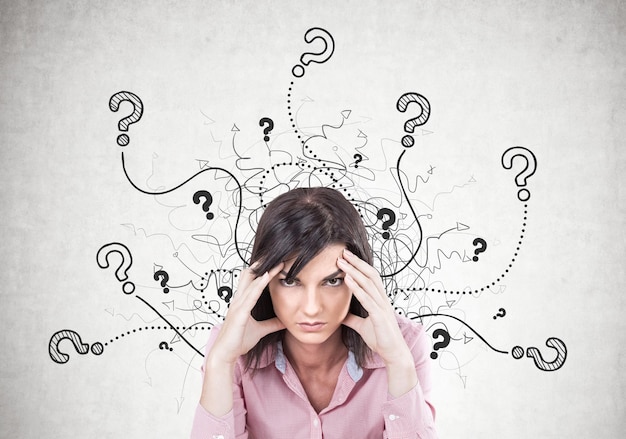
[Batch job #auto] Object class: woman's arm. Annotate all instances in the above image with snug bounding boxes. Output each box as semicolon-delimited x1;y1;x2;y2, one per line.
191;263;285;438
338;249;438;438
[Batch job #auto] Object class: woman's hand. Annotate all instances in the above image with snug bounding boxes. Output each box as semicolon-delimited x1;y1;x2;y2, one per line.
200;262;285;417
207;262;285;366
338;249;418;397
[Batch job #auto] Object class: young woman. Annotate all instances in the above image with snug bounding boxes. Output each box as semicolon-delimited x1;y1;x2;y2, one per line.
191;187;437;438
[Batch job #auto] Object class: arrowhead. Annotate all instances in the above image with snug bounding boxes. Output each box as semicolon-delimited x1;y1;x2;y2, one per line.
104;308;114;316
357;129;367;138
463;333;474;344
341;110;351;119
231;124;240;132
446;300;455;308
196;160;210;170
421;129;434;136
302;96;314;102
456;222;470;231
162;300;175;311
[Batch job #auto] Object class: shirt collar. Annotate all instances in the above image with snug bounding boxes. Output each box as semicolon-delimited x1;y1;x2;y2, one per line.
265;340;384;382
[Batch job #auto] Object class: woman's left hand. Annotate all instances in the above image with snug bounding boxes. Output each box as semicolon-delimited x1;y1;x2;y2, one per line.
338;248;412;365
338;248;418;397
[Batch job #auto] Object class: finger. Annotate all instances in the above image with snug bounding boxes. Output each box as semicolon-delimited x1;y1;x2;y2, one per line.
344;273;380;313
342;313;366;334
256;317;286;338
240;262;284;308
342;249;386;291
338;257;387;308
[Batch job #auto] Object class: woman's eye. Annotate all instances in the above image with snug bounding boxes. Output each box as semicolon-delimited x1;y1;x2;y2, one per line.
280;278;297;287
325;277;344;287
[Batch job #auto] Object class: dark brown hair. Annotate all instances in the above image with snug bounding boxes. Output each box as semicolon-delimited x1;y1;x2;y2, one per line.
244;187;373;371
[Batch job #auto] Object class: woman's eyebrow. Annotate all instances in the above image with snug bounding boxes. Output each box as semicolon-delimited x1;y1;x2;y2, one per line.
322;269;344;281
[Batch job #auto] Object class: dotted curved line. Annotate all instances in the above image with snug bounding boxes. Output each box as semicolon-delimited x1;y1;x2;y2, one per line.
396;203;529;295
103;324;214;347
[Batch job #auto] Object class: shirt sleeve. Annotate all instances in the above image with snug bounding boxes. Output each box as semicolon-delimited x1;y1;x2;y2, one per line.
189;325;249;439
382;317;438;439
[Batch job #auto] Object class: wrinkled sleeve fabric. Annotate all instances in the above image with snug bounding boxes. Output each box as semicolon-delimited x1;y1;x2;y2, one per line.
190;325;248;439
382;319;438;439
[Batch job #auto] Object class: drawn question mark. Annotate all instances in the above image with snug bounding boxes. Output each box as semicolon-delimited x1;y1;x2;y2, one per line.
512;337;567;371
193;190;214;220
501;146;537;202
49;329;104;364
396;92;431;148
108;91;143;146
218;286;233;304
493;308;506;319
96;242;135;294
353;154;363;168
259;117;274;142
430;328;451;359
472;237;487;261
159;341;173;352
376;208;396;240
153;270;170;294
292;27;335;78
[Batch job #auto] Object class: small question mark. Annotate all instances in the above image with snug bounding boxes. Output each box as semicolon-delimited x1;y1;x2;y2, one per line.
193;190;214;220
472;237;487;261
493;308;506;319
259;117;274;142
376;208;396;240
512;337;567;371
49;329;104;364
396;92;431;148
218;286;233;304
430;328;451;359
96;242;135;294
159;341;173;352
501;146;537;202
108;91;143;146
292;27;335;78
353;154;363;168
153;270;170;294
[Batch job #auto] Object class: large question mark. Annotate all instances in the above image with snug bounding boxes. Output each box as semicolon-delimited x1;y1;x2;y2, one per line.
193;190;214;220
472;237;487;261
376;208;396;240
292;27;335;78
512;337;567;371
501;146;537;202
108;91;143;146
259;117;274;142
430;328;451;359
96;242;135;294
396;92;431;147
353;154;363;168
153;270;170;294
49;329;104;364
218;286;233;304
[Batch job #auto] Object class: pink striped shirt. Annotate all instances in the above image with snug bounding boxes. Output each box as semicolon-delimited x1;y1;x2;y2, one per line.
191;315;437;438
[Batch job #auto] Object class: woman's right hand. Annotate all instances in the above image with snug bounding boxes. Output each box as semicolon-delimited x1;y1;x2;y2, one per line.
207;262;285;366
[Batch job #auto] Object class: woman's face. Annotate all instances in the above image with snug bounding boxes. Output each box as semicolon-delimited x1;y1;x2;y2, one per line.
268;243;352;346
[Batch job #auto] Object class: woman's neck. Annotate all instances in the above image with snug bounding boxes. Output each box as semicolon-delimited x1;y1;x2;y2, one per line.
282;329;348;375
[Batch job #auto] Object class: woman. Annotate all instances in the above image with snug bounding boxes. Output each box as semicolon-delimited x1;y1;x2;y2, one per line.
191;187;437;438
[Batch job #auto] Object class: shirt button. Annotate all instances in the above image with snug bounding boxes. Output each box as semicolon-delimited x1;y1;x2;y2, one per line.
313;419;319;427
389;414;398;421
212;436;224;439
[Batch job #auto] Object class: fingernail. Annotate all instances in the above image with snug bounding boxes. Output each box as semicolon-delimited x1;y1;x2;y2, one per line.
337;257;346;265
343;248;354;257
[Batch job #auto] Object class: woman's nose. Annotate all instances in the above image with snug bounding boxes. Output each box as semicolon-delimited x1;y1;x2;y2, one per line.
301;288;322;316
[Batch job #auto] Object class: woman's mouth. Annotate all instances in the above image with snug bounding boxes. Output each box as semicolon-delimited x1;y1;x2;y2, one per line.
297;322;326;332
